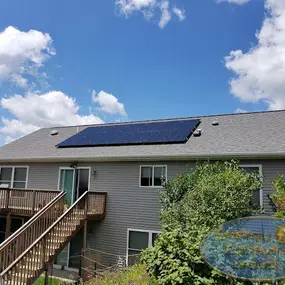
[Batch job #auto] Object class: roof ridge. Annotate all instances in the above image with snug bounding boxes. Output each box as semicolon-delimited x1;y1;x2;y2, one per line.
48;109;285;130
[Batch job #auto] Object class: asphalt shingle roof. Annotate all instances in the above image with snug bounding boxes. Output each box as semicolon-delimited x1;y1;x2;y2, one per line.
0;110;285;162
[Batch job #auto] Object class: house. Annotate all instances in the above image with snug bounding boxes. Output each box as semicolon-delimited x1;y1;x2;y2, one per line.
0;110;284;283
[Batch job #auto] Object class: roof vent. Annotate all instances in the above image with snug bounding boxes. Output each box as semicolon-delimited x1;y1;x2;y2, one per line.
212;121;219;126
193;129;202;137
50;130;59;136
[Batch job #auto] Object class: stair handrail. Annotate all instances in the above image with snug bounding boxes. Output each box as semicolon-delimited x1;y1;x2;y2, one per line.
0;191;89;279
0;191;66;274
0;190;64;249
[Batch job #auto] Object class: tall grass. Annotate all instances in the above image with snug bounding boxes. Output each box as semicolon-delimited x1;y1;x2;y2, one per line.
87;264;152;285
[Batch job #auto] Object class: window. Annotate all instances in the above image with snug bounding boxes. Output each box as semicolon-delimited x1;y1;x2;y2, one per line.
127;229;160;266
240;165;262;206
140;166;167;187
0;166;28;197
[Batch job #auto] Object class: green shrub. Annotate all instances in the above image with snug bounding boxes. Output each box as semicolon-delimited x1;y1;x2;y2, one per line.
269;174;285;217
142;160;262;285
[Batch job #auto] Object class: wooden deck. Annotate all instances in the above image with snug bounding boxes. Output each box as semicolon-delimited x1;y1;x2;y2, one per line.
0;188;107;220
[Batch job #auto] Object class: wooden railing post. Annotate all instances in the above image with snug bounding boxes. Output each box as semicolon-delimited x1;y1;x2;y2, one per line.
42;236;46;268
5;213;11;239
84;195;88;219
83;195;88;252
31;190;36;216
104;193;107;216
5;189;10;210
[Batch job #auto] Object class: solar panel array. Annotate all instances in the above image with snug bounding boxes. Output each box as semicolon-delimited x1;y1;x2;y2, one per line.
56;119;200;148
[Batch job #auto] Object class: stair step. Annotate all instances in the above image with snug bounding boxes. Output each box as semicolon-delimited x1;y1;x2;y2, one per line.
17;259;42;269
9;273;34;282
49;226;78;234
4;281;26;285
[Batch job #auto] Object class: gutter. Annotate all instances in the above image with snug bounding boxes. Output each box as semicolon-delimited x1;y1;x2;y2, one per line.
0;152;285;163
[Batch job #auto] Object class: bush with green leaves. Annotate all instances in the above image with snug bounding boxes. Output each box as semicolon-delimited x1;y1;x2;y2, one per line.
269;174;285;217
142;160;263;285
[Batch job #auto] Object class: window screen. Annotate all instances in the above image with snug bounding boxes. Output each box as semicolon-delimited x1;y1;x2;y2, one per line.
129;231;149;251
154;167;166;186
0;168;12;187
141;167;152;186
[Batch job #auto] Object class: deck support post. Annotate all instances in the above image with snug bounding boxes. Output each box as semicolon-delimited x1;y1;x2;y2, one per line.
44;268;49;285
5;213;11;239
83;220;87;250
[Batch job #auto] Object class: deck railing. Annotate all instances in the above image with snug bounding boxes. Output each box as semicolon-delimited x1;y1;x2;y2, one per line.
0;188;61;216
0;190;107;284
0;191;65;272
88;192;107;218
0;192;89;285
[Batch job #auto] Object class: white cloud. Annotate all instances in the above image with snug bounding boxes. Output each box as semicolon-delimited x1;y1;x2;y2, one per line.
92;90;127;116
0;26;55;88
225;0;285;110
116;0;184;28
159;1;171;29
173;7;185;22
235;108;248;113
116;0;156;16
0;91;104;143
217;0;251;4
4;136;17;144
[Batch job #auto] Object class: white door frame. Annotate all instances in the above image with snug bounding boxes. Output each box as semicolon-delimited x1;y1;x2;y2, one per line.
57;166;91;269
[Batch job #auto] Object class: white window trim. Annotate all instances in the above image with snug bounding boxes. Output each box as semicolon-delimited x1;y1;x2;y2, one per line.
139;165;167;188
126;228;160;266
240;164;263;207
0;166;29;198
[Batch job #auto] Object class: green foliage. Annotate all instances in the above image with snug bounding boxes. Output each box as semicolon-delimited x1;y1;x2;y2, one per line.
159;170;200;209
33;276;62;285
270;174;285;217
142;160;263;285
87;264;152;285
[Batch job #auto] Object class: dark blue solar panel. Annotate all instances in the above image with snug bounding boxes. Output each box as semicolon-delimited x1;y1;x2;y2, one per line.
56;119;200;147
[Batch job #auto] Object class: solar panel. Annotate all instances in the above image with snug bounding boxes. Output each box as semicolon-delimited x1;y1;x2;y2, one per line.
56;119;200;148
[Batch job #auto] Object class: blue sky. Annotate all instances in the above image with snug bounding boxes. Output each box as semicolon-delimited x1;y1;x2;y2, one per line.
0;0;284;145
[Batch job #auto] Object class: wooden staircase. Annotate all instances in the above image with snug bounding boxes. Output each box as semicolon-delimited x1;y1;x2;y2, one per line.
0;191;106;285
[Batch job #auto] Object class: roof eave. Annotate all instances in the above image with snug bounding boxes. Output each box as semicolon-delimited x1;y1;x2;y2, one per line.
0;152;284;163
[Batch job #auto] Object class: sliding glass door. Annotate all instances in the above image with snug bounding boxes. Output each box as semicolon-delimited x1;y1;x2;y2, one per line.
59;169;75;206
56;167;90;268
56;168;75;266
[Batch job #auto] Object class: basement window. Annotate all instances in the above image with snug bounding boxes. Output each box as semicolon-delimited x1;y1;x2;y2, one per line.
127;229;160;266
139;165;167;187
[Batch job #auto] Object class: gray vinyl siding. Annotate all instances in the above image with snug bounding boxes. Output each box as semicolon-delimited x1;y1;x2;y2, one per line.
82;161;195;262
1;159;284;264
27;163;63;190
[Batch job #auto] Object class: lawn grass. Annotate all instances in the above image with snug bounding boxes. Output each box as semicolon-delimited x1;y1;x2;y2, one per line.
33;276;62;285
